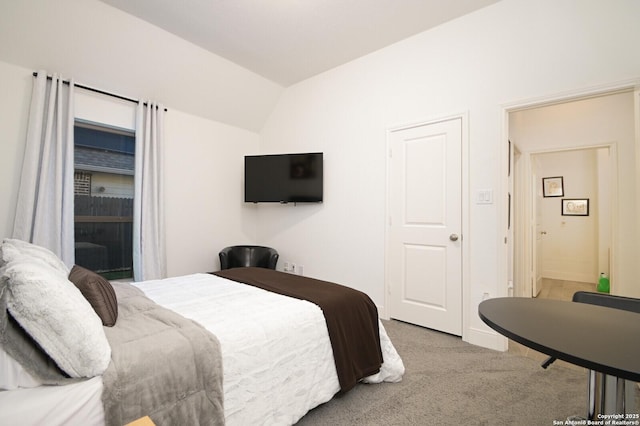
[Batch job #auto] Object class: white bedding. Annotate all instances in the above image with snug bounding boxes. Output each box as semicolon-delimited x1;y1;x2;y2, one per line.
0;375;104;426
134;273;404;425
0;272;404;426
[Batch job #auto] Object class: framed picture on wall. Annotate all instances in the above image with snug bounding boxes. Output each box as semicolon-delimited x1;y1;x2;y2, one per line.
542;176;564;197
562;198;589;216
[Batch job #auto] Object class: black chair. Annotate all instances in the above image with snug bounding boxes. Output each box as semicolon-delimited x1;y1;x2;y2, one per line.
542;291;640;419
219;245;279;270
571;291;640;314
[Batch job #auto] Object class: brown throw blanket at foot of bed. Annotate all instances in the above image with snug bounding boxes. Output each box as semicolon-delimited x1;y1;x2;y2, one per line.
214;267;383;393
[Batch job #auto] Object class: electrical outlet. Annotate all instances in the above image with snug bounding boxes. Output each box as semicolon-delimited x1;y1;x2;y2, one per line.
291;263;297;274
283;262;290;272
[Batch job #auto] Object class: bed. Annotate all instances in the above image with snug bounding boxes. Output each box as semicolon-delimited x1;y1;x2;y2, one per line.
0;239;404;425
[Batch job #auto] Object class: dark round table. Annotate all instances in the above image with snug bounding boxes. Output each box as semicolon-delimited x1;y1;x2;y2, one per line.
478;297;640;382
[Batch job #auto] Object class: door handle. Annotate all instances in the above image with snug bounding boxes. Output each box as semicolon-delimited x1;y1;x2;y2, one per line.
449;234;459;241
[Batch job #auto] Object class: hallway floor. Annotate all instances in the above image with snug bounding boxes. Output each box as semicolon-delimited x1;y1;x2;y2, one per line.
535;278;597;301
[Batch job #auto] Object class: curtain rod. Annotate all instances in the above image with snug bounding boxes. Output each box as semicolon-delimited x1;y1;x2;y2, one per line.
32;72;167;111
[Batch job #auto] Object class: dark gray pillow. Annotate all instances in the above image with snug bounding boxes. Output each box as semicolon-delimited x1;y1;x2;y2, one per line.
68;265;118;327
1;309;72;384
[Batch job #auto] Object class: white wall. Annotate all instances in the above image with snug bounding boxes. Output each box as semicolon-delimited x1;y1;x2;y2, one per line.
259;0;640;348
0;60;260;277
163;110;259;277
536;150;599;283
0;62;32;239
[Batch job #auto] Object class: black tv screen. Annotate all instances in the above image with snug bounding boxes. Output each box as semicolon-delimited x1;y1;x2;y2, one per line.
245;153;323;203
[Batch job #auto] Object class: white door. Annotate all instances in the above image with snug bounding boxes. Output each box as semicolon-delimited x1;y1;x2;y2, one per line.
387;118;462;336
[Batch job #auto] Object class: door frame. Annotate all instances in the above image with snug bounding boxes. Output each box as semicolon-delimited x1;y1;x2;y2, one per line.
383;111;470;340
501;81;637;306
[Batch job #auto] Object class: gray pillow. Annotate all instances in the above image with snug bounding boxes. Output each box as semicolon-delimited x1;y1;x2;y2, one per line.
0;310;72;384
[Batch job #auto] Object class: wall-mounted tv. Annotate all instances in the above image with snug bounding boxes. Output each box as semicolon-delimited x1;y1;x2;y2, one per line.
245;152;323;203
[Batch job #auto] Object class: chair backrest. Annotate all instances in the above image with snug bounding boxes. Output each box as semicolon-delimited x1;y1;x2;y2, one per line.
572;291;640;314
219;245;279;270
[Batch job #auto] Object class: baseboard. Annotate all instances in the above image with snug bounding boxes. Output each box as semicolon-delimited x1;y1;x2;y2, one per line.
377;304;387;320
382;306;508;352
465;326;507;351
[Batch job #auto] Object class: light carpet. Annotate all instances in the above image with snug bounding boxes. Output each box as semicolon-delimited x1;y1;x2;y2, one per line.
298;319;595;425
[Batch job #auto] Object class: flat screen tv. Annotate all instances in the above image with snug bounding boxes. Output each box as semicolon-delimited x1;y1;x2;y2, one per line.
245;152;323;203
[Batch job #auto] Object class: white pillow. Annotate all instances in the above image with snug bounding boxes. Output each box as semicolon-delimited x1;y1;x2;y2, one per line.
0;238;69;277
3;259;111;378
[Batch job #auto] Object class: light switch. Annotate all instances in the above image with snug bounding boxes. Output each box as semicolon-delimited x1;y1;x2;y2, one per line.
477;189;493;204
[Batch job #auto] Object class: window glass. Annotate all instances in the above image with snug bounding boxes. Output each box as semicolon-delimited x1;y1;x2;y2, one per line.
74;122;135;279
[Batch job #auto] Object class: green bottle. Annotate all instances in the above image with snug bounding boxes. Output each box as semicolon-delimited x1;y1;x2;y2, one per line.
597;273;610;293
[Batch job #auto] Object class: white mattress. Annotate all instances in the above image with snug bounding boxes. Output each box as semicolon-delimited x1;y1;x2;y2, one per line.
134;273;404;425
0;375;104;426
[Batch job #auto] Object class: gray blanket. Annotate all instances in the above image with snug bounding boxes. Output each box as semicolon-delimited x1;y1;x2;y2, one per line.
102;282;225;426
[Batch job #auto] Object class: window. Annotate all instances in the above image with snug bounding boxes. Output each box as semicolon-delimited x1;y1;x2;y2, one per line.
74;121;135;279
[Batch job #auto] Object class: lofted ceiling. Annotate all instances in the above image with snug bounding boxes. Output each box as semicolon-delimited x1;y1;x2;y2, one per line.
99;0;500;87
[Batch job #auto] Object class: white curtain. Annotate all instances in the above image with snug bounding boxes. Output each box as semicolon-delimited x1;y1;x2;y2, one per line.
13;71;75;267
133;101;166;281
